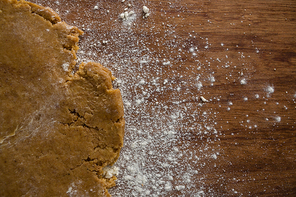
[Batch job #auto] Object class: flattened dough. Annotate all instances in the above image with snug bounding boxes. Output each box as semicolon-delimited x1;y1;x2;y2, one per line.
0;0;125;196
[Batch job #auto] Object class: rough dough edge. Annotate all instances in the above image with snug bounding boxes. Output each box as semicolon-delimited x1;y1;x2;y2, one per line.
10;0;84;73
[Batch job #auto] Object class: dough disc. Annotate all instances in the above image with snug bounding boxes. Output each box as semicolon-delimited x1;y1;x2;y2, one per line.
0;0;125;196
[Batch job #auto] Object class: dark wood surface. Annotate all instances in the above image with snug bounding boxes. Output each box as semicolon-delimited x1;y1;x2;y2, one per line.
29;0;296;196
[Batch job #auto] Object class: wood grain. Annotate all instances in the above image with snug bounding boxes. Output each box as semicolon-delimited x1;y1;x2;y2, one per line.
29;0;296;196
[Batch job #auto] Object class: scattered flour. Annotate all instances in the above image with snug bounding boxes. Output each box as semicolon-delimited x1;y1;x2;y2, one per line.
240;78;247;85
175;185;186;191
196;81;203;91
275;116;281;122
61;63;69;72
164;182;172;191
265;85;274;97
66;186;74;195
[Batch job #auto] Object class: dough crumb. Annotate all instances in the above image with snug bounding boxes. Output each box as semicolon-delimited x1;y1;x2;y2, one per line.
119;10;135;20
143;6;150;18
103;166;120;179
200;96;209;102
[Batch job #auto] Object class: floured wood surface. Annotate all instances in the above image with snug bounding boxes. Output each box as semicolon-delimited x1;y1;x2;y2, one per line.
1;0;296;196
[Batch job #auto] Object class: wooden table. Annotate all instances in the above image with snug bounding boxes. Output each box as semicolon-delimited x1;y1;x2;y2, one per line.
31;0;296;196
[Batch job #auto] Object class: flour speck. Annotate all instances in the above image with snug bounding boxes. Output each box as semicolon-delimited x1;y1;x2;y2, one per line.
240;78;247;85
265;85;274;97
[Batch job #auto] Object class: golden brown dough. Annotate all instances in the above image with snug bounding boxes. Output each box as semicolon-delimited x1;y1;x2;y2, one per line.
0;0;125;196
